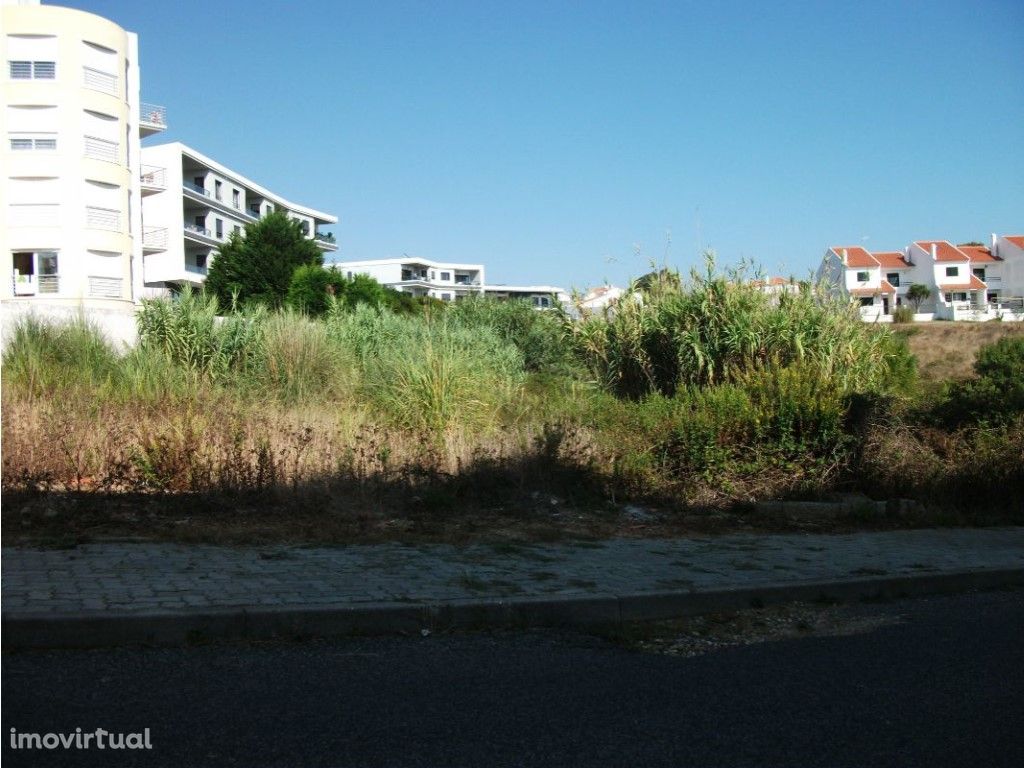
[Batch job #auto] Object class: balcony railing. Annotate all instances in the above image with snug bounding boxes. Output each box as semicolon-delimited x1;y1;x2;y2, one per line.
84;135;118;163
183;180;211;198
184;222;211;237
184;263;208;275
86;206;120;230
88;276;122;299
140;103;166;128
143;226;168;250
315;232;336;244
82;66;117;95
140;165;166;190
12;274;60;295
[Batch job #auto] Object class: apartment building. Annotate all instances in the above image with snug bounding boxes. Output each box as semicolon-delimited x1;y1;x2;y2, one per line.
333;258;485;302
817;235;1024;322
482;284;569;309
139;142;337;295
1;0;165;307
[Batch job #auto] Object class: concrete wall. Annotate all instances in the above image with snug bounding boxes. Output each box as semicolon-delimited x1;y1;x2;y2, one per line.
0;299;138;352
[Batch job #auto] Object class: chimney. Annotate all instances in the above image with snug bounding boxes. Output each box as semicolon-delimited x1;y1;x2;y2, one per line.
931;243;938;260
992;233;998;257
904;246;912;265
841;248;848;266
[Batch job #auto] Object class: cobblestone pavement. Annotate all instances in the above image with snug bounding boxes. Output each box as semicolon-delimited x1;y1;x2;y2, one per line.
3;528;1023;617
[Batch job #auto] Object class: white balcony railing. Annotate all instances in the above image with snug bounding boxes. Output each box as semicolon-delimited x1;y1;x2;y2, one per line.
140;103;166;128
143;226;168;250
88;276;122;299
184;263;208;275
82;66;117;95
140;165;166;190
86;206;120;230
12;274;60;295
84;135;118;163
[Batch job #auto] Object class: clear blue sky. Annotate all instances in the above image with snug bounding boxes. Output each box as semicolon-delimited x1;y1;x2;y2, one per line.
61;0;1024;289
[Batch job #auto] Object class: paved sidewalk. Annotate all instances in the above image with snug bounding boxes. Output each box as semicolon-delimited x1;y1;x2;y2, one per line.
4;528;1024;647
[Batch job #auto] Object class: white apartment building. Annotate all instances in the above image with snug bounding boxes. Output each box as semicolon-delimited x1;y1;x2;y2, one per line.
333;258;485;302
817;235;1024;322
333;257;570;308
1;0;165;308
482;284;570;309
139;142;337;295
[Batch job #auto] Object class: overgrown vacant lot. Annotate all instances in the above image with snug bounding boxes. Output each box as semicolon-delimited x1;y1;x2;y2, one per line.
3;263;1022;545
897;321;1024;382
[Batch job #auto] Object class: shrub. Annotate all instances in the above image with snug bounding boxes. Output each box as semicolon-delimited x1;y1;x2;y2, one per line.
891;305;914;324
286;265;346;316
571;255;914;399
939;336;1024;425
1;314;118;397
136;287;266;381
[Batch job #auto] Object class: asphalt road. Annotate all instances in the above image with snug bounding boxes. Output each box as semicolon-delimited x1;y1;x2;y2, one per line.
3;590;1022;767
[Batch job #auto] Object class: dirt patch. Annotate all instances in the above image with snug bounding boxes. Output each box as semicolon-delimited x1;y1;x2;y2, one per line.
897;322;1024;383
597;602;903;657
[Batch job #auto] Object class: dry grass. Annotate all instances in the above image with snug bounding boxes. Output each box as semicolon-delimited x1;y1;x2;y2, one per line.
897;321;1024;382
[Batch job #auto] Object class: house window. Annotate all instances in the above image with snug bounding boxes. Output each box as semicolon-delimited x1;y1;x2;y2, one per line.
196;253;207;268
12;250;59;294
9;61;56;80
859;297;874;307
886;272;900;287
214;180;222;201
440;272;450;281
232;189;240;209
856;271;869;282
945;266;959;277
193;176;205;192
215;218;223;238
973;267;985;281
430;271;436;280
233;225;241;235
441;293;452;301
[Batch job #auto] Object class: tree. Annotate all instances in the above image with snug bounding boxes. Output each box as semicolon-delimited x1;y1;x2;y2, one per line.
286;265;346;316
906;283;931;312
204;210;323;309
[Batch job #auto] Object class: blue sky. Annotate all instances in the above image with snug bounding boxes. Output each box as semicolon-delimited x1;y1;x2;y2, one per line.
62;0;1024;289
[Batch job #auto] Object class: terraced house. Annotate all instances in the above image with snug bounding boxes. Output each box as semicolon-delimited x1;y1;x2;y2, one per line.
817;235;1024;322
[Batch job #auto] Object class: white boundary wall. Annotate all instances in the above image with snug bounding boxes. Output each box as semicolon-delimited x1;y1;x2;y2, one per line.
0;300;138;352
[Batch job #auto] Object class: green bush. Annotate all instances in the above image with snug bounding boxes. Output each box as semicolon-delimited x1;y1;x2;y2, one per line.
571;255;915;399
136;287;266;381
286;265;346;316
1;314;118;397
891;305;914;324
940;336;1024;425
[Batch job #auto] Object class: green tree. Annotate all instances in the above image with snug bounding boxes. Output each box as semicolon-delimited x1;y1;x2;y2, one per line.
286;265;346;316
204;210;323;309
906;283;931;312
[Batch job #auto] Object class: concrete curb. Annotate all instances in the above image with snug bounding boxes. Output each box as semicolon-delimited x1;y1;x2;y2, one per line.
4;567;1023;650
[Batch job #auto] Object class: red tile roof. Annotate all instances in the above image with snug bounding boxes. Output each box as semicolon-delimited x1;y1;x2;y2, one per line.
1004;235;1024;249
915;240;969;262
832;246;877;268
848;280;896;297
872;251;913;269
939;274;987;291
959;245;1000;264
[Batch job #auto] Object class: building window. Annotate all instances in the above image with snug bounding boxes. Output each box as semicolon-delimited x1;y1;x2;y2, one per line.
9;134;57;151
441;293;452;301
859;297;874;307
196;253;207;268
232;189;240;209
886;272;900;287
9;61;56;80
233;225;241;235
214;180;222;201
972;267;986;281
945;266;959;277
215;218;223;238
193;176;205;192
856;271;869;282
440;271;450;281
12;250;59;294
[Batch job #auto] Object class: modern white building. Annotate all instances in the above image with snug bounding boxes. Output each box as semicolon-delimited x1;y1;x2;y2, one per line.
139;142;337;296
816;236;1024;322
333;257;485;302
332;257;569;308
1;0;165;308
482;284;570;309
